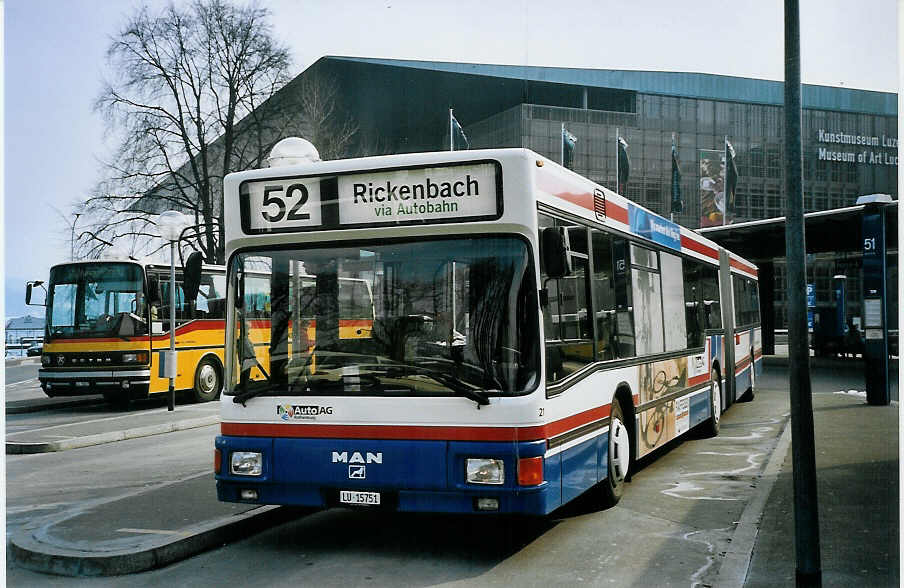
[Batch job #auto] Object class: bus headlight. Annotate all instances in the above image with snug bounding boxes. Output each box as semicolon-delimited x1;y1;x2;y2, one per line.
41;355;51;366
122;352;149;364
466;458;504;485
231;451;263;476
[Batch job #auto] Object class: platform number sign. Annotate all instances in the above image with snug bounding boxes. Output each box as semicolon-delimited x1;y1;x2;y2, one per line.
243;179;322;232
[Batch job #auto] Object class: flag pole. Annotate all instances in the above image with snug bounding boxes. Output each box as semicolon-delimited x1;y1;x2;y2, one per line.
561;123;565;165
723;135;728;226
615;127;620;194
671;132;676;222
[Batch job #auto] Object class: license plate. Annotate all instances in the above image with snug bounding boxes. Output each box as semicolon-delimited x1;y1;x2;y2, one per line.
339;490;381;506
75;382;89;387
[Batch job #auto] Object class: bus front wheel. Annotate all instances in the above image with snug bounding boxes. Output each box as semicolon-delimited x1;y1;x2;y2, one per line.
601;398;630;508
193;358;221;403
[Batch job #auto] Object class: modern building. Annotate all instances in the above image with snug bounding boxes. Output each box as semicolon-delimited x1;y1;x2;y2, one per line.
5;315;45;356
289;56;896;330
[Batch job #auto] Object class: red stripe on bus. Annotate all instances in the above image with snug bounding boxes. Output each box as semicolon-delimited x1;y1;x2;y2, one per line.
688;373;709;387
222;403;620;443
548;191;629;225
51;319;225;344
150;320;226;342
730;258;759;277
607;201;628;224
680;235;719;262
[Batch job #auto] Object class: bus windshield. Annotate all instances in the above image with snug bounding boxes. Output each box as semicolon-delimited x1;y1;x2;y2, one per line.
228;236;539;401
47;262;147;339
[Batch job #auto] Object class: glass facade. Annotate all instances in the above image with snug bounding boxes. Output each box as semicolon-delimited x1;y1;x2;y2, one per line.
465;94;897;330
468;98;896;227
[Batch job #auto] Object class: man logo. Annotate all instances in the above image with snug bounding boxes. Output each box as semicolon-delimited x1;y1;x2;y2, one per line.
331;451;383;464
348;465;366;479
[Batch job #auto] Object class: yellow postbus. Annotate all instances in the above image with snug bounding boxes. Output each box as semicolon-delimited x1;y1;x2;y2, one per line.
29;259;226;405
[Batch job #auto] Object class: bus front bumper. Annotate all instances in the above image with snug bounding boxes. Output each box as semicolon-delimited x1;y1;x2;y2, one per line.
39;369;151;396
215;436;556;516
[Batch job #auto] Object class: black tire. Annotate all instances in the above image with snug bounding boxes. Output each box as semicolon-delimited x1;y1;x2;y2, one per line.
739;351;756;402
701;368;722;437
193;357;221;403
601;398;630;508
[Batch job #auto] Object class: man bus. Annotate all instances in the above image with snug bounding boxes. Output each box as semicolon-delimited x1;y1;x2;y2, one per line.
215;141;761;515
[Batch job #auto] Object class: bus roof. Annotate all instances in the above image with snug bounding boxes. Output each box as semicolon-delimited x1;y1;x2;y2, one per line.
49;259;225;273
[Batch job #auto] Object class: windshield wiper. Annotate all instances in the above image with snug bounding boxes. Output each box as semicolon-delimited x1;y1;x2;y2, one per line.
427;370;490;407
232;381;278;406
367;365;490;408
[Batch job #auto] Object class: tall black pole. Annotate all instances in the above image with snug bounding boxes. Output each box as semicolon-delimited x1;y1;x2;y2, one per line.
784;1;821;585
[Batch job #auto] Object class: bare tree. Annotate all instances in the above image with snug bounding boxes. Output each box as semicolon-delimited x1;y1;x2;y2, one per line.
84;0;359;265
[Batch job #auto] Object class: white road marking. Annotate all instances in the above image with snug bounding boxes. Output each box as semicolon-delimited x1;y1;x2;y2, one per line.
684;452;764;478
661;481;740;501
715;426;773;441
117;528;191;536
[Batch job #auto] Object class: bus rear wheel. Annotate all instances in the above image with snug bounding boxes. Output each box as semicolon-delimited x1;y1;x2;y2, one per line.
701;368;722;437
193;358;221;403
739;350;756;402
601;398;630;508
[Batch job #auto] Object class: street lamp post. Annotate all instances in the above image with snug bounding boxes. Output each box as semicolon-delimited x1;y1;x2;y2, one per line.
70;213;81;261
158;211;191;412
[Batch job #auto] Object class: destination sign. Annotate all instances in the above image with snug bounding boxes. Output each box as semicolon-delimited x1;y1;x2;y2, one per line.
239;161;501;234
337;162;500;226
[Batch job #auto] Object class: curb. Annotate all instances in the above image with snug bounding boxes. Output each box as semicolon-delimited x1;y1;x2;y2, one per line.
6;415;220;454
714;415;792;586
8;504;302;576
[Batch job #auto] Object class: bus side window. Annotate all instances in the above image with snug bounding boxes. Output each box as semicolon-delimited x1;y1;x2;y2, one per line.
702;266;722;330
611;239;635;357
660;252;687;352
539;213;593;384
159;278;188;328
630;244;664;356
683;260;704;348
733;276;759;328
591;228;617;361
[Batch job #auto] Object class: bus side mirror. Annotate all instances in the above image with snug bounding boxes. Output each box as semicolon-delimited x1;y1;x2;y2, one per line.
147;276;161;305
541;227;571;279
25;281;45;306
182;252;203;303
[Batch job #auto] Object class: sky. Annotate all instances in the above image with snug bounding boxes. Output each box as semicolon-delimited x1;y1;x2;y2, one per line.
2;0;899;319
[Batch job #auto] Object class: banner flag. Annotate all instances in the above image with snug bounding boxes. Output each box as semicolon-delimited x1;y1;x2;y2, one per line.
725;139;738;224
699;149;724;227
450;111;469;151
617;136;630;194
670;142;683;214
562;125;577;169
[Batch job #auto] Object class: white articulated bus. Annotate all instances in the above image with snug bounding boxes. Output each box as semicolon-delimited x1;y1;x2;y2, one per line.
215;143;761;514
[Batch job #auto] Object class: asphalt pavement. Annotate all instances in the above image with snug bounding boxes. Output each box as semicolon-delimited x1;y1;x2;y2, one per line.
6;353;899;584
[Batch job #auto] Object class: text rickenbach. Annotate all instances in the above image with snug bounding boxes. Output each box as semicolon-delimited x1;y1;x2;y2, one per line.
352;175;481;204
